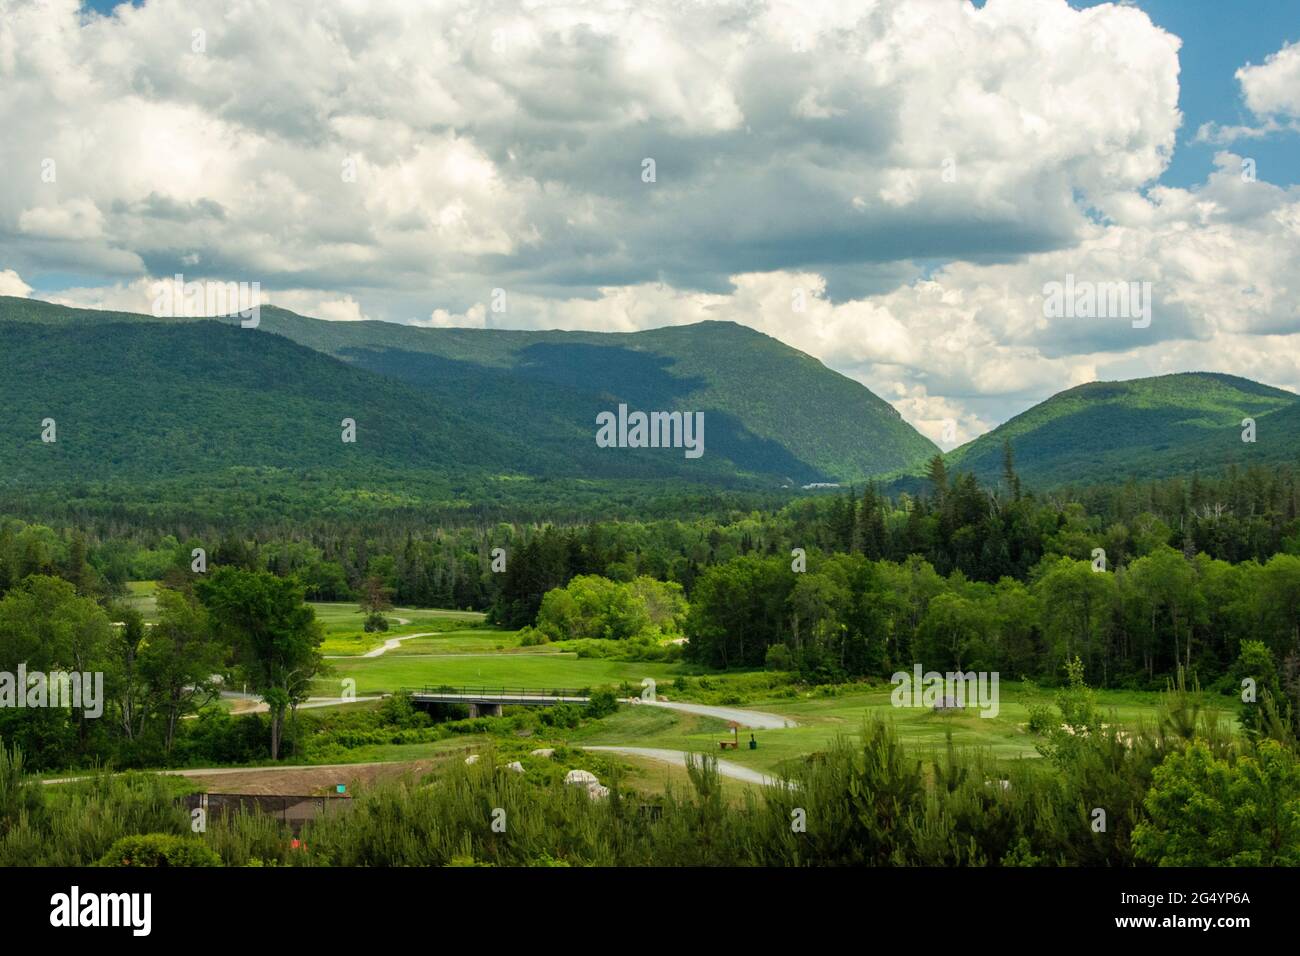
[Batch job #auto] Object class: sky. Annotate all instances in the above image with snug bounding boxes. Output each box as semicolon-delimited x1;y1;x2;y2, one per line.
1;0;1297;447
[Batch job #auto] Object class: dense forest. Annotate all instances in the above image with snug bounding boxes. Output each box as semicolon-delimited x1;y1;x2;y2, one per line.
4;448;1298;698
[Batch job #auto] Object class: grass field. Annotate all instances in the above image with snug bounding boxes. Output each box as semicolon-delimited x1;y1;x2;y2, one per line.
316;652;685;696
124;581;160;622
124;585;1238;797
125;582;490;654
310;601;488;655
382;629;536;655
569;681;1239;776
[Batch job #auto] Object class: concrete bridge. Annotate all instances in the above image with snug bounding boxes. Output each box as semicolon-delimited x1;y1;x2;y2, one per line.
405;685;591;717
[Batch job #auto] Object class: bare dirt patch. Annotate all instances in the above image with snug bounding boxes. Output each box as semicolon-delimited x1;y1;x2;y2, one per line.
180;759;439;795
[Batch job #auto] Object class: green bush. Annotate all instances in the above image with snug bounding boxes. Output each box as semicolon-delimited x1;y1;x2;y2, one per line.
539;704;582;729
1026;704;1056;735
99;833;222;867
586;688;619;718
517;626;550;647
765;644;793;671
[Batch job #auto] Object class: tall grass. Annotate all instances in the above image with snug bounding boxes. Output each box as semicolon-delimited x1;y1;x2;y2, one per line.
0;683;1292;866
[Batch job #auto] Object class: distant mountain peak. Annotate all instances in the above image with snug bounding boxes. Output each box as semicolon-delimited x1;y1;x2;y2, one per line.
945;371;1299;489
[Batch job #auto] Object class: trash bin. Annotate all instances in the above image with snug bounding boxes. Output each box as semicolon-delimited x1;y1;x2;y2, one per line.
749;736;757;750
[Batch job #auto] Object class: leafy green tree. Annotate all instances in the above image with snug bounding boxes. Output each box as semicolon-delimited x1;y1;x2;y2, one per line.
1254;554;1300;660
685;556;791;669
764;644;793;670
535;574;671;642
0;575;113;766
1033;557;1115;681
108;604;147;742
1126;546;1203;676
140;587;227;752
789;572;849;667
988;579;1040;678
916;589;990;671
196;568;323;760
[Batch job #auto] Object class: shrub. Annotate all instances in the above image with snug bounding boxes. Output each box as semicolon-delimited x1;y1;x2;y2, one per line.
517;626;550;647
1133;739;1300;866
378;692;432;729
539;704;582;729
586;688;619;719
99;833;222;867
1026;704;1056;736
765;644;793;671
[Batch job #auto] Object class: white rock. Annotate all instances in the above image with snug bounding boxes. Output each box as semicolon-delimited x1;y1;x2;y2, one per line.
464;754;480;765
504;761;525;773
530;748;555;758
587;784;610;800
564;769;600;788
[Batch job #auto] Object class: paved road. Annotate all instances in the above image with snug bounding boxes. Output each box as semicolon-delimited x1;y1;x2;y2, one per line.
219;691;383;714
636;699;796;729
582;746;782;787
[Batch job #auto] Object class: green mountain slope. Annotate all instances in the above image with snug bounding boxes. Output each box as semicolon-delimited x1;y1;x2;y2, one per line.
945;373;1299;488
0;319;538;487
0;297;937;484
235;307;938;484
0;298;938;493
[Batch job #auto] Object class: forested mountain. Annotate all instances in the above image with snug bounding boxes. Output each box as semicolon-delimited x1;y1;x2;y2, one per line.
0;319;530;484
232;306;938;484
944;373;1299;488
0;297;937;490
6;297;1298;510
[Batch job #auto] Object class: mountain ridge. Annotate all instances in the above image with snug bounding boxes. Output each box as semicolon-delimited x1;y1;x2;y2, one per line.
6;295;1296;497
0;297;938;490
943;371;1299;489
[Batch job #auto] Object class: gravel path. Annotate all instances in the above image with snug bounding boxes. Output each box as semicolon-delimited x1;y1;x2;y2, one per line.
324;630;439;660
635;699;796;729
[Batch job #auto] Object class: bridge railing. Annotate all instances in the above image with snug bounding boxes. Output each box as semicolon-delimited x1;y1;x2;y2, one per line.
402;684;592;699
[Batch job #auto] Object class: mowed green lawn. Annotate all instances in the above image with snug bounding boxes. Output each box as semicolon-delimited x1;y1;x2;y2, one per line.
126;584;490;655
124;581;160;622
311;602;484;631
383;629;539;655
310;602;488;655
316;652;684;696
569;682;1240;776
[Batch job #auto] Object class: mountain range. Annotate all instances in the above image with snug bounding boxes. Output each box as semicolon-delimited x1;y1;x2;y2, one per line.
0;296;934;497
1;296;1295;509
